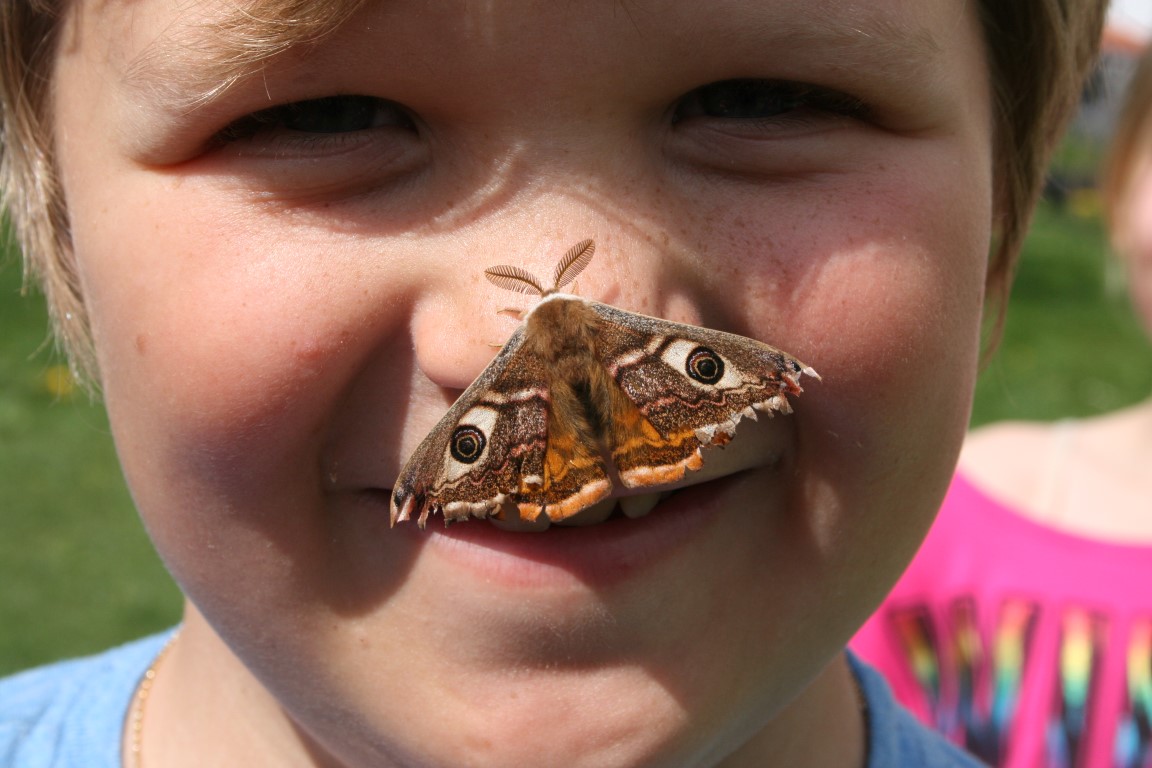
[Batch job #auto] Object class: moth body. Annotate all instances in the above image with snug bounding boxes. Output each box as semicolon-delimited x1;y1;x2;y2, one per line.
522;294;617;446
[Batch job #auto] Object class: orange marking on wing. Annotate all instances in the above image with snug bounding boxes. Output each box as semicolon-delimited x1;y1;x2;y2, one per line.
542;437;600;483
612;424;698;455
614;423;705;488
504;419;607;522
619;451;704;488
607;388;695;450
515;479;610;522
516;503;544;522
535;479;612;522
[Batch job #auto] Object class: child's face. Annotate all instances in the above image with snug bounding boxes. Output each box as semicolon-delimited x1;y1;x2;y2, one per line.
1117;151;1152;332
56;0;992;763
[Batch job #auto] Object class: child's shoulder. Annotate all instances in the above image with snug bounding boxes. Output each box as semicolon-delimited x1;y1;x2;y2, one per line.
851;654;987;767
961;404;1152;543
0;631;172;768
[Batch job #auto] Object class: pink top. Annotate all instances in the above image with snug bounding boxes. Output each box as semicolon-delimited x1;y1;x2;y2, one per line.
852;472;1152;768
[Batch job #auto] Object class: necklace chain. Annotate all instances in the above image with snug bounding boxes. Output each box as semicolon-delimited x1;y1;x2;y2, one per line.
127;630;180;768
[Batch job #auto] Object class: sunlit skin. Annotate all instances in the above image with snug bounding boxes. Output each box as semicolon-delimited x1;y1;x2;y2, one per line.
1116;151;1152;330
54;0;993;765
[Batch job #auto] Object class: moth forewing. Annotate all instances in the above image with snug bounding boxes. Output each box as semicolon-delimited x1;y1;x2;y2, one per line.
389;324;543;528
587;299;817;453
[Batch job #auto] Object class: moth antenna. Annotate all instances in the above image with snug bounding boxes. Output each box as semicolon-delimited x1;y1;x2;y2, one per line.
485;265;545;295
551;239;595;292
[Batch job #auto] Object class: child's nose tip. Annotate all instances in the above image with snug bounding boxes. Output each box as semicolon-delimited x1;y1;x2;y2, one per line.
409;292;517;391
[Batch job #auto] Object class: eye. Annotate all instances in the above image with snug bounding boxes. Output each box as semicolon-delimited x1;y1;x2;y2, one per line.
686;347;725;385
671;79;867;124
450;425;487;464
216;95;417;143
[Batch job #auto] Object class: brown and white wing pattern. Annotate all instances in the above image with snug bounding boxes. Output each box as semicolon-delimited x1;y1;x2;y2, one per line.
391;327;545;527
390;289;816;527
389;325;614;528
587;301;817;489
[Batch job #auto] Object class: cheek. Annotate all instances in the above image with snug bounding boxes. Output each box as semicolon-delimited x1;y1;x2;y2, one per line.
89;220;349;454
804;238;984;453
70;185;418;584
742;165;990;433
1117;167;1152;331
739;160;991;599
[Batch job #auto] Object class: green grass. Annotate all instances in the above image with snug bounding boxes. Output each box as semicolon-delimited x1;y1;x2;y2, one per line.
0;244;181;675
0;201;1149;676
972;202;1152;424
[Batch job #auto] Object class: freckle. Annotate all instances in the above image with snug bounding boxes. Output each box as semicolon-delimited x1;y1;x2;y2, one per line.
135;334;148;355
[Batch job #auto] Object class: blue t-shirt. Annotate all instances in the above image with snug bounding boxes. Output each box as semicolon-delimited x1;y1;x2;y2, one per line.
0;632;171;768
849;654;988;767
1;639;982;767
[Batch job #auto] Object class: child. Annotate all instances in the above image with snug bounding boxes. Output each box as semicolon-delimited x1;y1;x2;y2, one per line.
853;45;1152;768
0;1;1105;766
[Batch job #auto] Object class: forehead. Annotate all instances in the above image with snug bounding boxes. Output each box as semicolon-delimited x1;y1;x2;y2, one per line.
69;0;962;94
61;0;365;106
57;0;991;170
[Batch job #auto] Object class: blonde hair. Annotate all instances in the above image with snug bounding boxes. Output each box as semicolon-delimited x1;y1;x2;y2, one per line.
1103;45;1152;246
0;0;366;380
0;0;1107;382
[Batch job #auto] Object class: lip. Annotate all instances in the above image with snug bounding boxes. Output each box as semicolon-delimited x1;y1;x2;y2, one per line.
348;416;798;590
386;470;750;590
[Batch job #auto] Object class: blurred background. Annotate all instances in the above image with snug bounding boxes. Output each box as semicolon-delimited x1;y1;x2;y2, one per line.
2;6;1152;676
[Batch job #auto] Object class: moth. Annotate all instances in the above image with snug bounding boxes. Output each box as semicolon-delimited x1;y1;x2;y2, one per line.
390;239;818;528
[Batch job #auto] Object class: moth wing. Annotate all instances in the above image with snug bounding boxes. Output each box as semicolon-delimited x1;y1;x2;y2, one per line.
522;402;613;523
391;328;546;527
390;327;613;528
587;301;817;489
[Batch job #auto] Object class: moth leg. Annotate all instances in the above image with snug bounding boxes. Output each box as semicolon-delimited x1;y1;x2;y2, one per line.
483;308;525;352
489;308;527;347
497;307;526;321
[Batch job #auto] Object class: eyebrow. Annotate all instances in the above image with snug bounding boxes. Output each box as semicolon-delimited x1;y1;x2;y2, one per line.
124;1;944;111
124;0;368;109
758;13;943;75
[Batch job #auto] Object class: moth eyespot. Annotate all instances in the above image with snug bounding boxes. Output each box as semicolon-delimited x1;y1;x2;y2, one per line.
450;425;487;464
686;346;725;385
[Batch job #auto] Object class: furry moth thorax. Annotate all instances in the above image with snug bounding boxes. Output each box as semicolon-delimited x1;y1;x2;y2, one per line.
390;239;819;529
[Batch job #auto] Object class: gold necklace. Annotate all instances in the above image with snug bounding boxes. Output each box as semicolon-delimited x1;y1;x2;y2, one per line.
127;631;180;768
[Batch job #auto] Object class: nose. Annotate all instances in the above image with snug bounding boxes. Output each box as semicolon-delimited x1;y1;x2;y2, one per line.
407;228;718;395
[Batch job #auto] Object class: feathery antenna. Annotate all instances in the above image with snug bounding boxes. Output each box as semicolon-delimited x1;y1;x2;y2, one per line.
485;239;597;296
551;239;595;292
484;265;545;296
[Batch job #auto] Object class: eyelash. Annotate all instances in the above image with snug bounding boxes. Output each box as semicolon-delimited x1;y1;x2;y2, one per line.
214;95;418;145
671;79;869;125
212;79;864;145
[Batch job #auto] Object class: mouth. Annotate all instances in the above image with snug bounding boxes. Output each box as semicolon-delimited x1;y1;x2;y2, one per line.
362;420;793;587
390;470;755;589
384;412;793;536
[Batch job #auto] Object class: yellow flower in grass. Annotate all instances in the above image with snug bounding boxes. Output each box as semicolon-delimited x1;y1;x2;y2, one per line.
43;364;77;398
1068;188;1101;220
